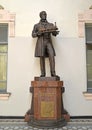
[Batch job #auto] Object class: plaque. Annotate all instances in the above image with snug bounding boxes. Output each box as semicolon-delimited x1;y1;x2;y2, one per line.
41;101;54;118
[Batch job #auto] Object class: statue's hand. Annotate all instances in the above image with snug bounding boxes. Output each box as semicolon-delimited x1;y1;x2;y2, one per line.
52;31;59;36
37;31;43;36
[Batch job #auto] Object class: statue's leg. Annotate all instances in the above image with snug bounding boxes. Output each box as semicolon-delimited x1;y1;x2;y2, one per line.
47;44;56;76
49;55;56;76
40;57;46;77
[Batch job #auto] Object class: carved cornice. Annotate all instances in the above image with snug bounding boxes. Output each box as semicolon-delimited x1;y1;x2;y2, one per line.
78;9;92;37
89;5;92;9
0;5;4;10
0;9;15;37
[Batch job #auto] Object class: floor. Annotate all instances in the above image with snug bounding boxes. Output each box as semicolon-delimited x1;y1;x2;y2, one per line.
0;119;92;130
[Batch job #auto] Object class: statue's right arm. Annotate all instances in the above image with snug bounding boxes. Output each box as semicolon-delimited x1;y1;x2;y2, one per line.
32;25;38;38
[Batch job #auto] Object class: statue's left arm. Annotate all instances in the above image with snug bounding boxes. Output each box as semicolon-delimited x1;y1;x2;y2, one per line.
52;31;59;36
51;23;59;36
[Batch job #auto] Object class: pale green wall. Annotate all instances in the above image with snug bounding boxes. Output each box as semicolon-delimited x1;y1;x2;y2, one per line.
0;0;92;116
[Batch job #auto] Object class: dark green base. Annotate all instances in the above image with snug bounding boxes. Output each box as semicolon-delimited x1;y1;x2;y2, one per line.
28;117;67;128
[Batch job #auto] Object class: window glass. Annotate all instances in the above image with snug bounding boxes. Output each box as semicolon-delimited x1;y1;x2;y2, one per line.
86;24;92;92
87;45;92;91
0;45;8;53
0;24;8;44
0;24;8;92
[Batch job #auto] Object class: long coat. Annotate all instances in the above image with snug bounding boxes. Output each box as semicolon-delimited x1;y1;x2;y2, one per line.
32;20;56;57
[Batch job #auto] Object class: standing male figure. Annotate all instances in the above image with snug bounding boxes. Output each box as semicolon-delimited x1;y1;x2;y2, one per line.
32;11;59;77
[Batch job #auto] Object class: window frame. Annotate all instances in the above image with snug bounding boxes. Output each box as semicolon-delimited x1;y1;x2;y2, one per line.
85;24;92;92
78;9;92;97
0;24;8;92
0;8;15;99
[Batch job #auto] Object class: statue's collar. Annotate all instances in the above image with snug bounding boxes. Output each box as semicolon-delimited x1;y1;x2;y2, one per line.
40;19;48;23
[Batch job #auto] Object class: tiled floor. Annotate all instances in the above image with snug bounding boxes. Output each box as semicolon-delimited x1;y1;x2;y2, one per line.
0;119;92;130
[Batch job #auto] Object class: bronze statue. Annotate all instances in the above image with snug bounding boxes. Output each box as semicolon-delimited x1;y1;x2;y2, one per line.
32;11;59;77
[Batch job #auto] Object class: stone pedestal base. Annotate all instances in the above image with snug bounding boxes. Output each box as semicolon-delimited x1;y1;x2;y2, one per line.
25;77;69;128
28;118;66;128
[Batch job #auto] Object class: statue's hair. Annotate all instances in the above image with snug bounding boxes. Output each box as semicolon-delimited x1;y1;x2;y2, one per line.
39;11;47;18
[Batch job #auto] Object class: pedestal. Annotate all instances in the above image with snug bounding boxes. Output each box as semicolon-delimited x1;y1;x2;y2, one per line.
26;77;67;128
33;79;62;120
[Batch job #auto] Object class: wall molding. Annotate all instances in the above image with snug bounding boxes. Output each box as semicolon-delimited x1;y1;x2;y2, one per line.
0;8;15;37
78;9;92;38
83;92;92;100
0;93;11;100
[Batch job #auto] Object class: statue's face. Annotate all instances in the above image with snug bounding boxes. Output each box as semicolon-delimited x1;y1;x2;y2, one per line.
40;12;47;20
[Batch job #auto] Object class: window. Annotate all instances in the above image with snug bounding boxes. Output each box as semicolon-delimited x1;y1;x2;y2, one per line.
85;24;92;92
78;9;92;98
0;24;8;92
0;8;15;99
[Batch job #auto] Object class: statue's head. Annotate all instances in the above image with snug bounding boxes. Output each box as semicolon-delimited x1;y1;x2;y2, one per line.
39;11;47;20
